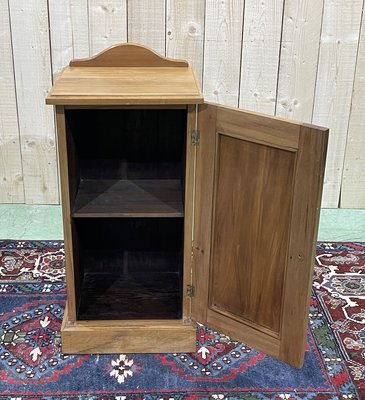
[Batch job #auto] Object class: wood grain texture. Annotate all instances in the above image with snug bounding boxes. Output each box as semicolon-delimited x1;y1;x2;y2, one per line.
127;0;166;55
46;66;203;105
166;0;205;83
209;134;295;333
207;309;280;358
69;43;188;67
48;0;89;78
312;0;363;208
0;1;24;203
215;102;300;150
203;0;244;106
61;318;196;354
280;124;328;367
191;103;217;325
88;0;127;54
276;0;324;121
194;103;328;367
9;0;59;204
239;0;284;114
341;9;365;208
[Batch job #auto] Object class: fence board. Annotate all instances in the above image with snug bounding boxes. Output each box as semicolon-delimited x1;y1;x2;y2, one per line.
203;0;244;106
166;0;205;84
0;0;24;203
127;0;165;55
48;0;89;77
9;0;58;204
312;0;363;208
276;0;323;121
341;8;365;208
239;0;284;114
88;0;127;55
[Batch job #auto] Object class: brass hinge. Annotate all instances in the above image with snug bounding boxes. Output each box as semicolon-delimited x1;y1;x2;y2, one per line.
186;284;195;298
191;129;200;146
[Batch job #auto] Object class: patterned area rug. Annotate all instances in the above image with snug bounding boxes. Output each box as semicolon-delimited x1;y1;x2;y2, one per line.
0;240;364;399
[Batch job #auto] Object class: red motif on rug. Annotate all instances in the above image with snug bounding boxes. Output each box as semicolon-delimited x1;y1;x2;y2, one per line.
314;242;365;396
0;242;65;282
0;299;87;385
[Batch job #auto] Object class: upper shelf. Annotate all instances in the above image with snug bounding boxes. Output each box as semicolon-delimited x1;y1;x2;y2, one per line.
46;43;203;106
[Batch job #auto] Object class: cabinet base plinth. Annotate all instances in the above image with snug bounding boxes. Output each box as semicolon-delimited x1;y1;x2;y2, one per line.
61;313;196;354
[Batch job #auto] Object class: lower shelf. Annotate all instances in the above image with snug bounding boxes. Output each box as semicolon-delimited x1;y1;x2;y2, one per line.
77;272;182;320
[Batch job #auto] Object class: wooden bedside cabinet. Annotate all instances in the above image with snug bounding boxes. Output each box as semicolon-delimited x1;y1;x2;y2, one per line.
46;43;328;368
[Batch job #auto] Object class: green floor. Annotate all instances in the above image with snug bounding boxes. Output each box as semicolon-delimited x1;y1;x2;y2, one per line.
0;205;364;242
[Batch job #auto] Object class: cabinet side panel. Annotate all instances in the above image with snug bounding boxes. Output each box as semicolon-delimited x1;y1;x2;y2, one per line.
56;106;78;321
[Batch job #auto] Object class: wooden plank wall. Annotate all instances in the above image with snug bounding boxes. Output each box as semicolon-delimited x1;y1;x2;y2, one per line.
0;0;364;208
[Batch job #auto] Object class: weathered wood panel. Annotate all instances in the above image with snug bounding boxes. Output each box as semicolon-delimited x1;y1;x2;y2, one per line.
127;0;166;55
0;1;364;206
341;9;365;208
88;0;127;54
239;0;284;114
203;0;244;106
276;0;323;121
312;0;363;208
9;0;58;204
0;0;24;203
48;0;89;77
166;0;205;83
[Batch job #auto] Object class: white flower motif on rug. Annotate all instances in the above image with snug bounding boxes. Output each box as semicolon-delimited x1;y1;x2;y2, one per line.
110;354;136;384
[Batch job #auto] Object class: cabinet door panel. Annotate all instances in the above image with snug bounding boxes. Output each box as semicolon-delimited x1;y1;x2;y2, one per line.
193;103;328;367
210;135;294;334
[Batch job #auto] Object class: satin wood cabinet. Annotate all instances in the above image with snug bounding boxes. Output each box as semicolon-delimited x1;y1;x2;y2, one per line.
46;43;328;368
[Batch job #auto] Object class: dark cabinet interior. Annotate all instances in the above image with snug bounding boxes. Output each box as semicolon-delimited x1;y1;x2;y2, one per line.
65;108;187;321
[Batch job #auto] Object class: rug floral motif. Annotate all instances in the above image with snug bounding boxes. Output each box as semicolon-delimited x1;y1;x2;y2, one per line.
0;240;363;399
314;242;365;398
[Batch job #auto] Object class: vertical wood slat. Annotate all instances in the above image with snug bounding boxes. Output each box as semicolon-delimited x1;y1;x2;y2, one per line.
341;7;365;208
88;0;127;55
239;0;284;115
48;0;90;78
276;0;324;121
9;0;58;204
203;0;244;107
127;0;166;55
166;0;205;84
312;0;363;208
0;0;24;203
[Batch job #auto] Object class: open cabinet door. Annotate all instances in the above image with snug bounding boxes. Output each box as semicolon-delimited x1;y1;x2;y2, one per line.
192;103;328;368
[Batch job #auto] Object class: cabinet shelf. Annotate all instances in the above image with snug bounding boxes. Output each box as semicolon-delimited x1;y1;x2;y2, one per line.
72;179;184;218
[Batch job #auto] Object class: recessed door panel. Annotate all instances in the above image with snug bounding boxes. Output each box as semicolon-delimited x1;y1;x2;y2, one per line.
210;134;295;334
192;102;328;367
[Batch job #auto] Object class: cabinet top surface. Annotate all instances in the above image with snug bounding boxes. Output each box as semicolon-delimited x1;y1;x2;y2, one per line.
46;66;203;105
46;43;203;105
